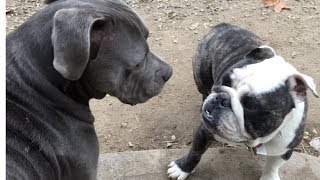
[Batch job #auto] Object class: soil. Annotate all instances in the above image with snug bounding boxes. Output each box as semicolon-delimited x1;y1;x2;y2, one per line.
6;0;320;157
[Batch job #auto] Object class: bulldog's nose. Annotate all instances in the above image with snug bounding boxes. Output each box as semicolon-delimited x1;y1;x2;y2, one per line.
204;92;231;112
215;92;231;108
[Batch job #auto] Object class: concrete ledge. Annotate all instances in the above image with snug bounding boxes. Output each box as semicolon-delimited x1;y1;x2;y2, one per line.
98;147;320;180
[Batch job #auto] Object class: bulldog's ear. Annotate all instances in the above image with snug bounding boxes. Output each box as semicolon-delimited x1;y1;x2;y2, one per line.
245;45;275;61
52;8;106;80
287;74;319;103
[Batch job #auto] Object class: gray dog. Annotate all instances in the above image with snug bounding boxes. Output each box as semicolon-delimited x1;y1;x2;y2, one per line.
168;23;318;180
6;0;172;179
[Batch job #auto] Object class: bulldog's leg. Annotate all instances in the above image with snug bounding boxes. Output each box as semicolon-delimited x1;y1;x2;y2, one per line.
168;123;213;180
260;150;293;180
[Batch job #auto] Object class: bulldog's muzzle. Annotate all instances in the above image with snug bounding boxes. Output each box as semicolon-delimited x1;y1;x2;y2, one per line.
202;86;252;143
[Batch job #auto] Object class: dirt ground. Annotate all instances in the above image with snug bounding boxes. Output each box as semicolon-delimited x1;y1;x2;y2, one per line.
6;0;320;156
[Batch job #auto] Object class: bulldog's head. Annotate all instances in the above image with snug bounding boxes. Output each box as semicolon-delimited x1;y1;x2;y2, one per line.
202;46;318;145
51;0;172;105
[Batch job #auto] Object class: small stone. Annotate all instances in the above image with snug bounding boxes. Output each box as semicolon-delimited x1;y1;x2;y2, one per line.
189;23;199;30
290;51;297;58
303;135;311;141
171;135;176;141
173;39;178;43
309;137;320;152
128;142;133;148
120;122;128;128
166;142;173;148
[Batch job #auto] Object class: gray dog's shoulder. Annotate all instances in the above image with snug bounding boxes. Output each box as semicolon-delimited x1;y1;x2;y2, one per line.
6;0;172;178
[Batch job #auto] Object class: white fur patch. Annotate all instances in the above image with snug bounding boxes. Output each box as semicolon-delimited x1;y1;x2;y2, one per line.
249;101;305;156
260;156;286;180
167;161;190;180
231;56;299;94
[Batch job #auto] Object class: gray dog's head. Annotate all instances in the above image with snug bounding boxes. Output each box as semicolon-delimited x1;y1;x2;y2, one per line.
201;46;318;145
50;0;172;105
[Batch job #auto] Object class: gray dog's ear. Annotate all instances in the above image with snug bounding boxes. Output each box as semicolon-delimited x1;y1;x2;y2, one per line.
52;8;106;80
287;74;319;103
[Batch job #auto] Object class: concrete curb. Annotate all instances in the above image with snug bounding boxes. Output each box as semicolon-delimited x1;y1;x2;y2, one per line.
98;147;320;180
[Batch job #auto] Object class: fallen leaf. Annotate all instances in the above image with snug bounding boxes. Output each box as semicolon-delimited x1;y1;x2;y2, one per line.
262;0;290;13
274;1;290;13
262;0;280;7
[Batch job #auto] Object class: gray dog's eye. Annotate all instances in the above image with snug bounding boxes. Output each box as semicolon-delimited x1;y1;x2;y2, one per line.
135;63;141;69
133;54;148;71
133;61;143;71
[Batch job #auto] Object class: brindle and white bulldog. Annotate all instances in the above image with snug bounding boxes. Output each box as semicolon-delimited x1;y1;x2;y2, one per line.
168;23;318;180
6;0;172;179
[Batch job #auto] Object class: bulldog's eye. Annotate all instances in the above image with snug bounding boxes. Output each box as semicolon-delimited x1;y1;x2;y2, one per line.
243;101;257;111
221;99;231;107
241;96;258;111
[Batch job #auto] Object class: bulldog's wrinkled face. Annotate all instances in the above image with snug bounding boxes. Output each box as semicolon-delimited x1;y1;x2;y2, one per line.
202;51;318;145
202;85;294;143
83;22;172;105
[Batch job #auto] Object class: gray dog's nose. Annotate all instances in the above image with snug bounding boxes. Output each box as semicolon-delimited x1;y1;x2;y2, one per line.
162;65;173;82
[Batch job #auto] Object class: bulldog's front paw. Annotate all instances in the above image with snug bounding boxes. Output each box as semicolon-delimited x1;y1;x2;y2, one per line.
260;173;280;180
167;161;190;180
